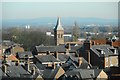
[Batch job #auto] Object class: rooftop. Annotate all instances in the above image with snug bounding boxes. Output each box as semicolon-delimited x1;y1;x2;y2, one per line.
91;45;118;57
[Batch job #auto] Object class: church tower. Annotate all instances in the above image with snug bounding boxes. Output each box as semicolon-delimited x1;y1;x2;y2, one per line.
54;17;64;45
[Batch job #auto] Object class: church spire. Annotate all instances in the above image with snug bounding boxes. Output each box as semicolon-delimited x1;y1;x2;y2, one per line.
54;17;64;45
54;17;64;31
57;17;61;27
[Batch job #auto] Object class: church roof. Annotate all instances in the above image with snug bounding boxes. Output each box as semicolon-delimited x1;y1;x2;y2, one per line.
54;17;64;31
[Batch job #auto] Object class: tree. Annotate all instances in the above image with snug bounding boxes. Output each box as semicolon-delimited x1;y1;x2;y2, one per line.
106;26;113;33
2;28;54;51
72;21;80;41
92;26;99;34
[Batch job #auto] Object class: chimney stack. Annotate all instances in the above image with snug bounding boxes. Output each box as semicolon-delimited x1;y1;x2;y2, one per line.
78;57;82;67
46;51;50;55
15;61;19;66
2;64;7;73
106;38;113;46
25;55;30;71
68;43;71;50
31;67;36;75
92;41;95;45
65;44;70;55
88;51;90;64
54;51;58;60
84;39;92;51
52;62;56;69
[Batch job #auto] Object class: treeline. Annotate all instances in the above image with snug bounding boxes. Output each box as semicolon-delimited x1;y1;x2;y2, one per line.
2;27;54;50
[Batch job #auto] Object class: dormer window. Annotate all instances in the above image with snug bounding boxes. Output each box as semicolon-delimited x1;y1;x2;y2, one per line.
110;48;117;54
96;48;105;55
114;49;117;54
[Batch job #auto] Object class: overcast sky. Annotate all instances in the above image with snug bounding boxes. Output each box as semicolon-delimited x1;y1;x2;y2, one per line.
1;2;118;20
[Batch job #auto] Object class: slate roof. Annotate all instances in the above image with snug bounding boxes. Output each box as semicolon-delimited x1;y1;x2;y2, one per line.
69;55;88;64
62;62;77;71
0;68;9;80
79;63;92;69
42;66;64;79
35;46;66;53
65;69;103;79
62;57;78;71
6;65;30;78
42;69;52;79
91;45;118;57
69;45;82;52
35;62;46;70
35;55;60;63
35;45;82;54
58;54;69;62
0;68;3;79
62;56;92;70
79;69;94;79
49;66;61;79
94;69;102;78
16;51;33;59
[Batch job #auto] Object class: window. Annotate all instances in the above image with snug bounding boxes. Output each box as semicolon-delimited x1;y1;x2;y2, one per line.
58;34;63;38
105;57;108;67
61;34;63;38
58;34;60;38
109;57;113;67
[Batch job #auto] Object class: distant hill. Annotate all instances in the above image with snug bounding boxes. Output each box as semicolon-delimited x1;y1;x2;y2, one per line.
2;17;118;28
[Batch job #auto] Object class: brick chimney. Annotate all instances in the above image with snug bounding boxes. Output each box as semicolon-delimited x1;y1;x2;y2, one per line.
24;55;30;72
106;38;113;46
54;51;58;60
84;39;92;51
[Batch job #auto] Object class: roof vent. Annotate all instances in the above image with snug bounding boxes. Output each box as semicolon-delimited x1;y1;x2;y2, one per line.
101;50;105;54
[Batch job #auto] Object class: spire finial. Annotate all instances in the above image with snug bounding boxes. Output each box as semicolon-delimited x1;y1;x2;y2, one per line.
57;16;61;26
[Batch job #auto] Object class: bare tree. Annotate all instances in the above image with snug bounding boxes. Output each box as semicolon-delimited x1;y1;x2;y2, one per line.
72;21;80;41
92;26;99;33
106;26;113;33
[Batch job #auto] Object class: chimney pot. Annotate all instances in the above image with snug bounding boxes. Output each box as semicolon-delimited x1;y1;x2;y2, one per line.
31;67;36;75
24;55;30;71
52;62;56;69
54;51;58;60
46;51;50;55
